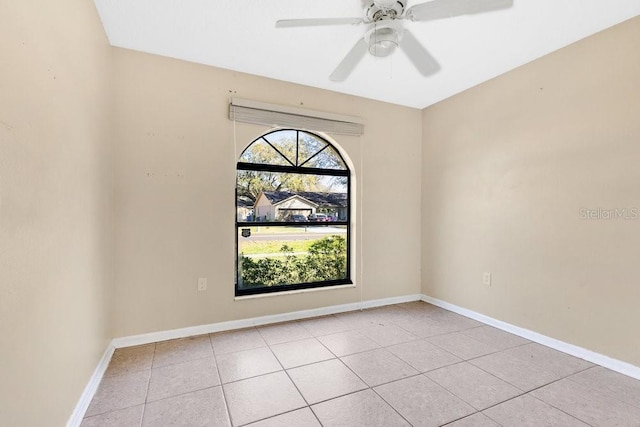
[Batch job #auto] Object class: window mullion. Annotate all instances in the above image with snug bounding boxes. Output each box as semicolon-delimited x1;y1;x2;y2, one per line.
236;129;351;296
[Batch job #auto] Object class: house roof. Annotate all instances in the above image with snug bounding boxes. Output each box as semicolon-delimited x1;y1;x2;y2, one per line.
262;191;348;208
237;196;255;209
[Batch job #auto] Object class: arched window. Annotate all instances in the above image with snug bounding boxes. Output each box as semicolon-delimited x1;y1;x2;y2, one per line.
236;129;351;296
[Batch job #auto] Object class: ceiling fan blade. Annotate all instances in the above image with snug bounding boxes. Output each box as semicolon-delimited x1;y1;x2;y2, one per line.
407;0;513;22
330;37;368;82
276;17;364;28
400;30;441;76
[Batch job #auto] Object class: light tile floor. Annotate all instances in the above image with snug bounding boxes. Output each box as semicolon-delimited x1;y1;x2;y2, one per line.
82;302;640;426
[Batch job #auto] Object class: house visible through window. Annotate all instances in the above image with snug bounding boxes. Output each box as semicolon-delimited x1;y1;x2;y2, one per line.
236;129;351;296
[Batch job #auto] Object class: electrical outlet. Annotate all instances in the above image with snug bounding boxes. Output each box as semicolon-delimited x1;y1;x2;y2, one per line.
483;272;492;286
197;277;208;291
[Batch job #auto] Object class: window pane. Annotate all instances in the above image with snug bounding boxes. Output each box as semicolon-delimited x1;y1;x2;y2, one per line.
263;130;297;165
237;225;348;290
237;171;348;223
236;129;351;296
301;146;347;170
238;138;291;166
297;132;328;166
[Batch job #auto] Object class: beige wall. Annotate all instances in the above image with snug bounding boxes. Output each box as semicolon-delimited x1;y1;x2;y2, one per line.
0;1;113;426
422;17;640;366
111;48;422;337
3;3;638;422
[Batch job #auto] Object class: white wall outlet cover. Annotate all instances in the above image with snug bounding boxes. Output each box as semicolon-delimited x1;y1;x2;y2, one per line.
198;278;208;291
483;272;492;286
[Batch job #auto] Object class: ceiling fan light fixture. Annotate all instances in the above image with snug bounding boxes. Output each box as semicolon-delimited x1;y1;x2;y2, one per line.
368;27;398;57
277;0;514;81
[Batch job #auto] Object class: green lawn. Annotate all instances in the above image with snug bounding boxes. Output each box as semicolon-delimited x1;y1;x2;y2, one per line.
239;239;313;255
241;226;312;235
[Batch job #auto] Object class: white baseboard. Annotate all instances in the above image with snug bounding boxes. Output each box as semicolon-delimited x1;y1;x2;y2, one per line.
112;294;422;348
68;293;421;424
71;291;639;427
66;343;115;427
421;294;640;381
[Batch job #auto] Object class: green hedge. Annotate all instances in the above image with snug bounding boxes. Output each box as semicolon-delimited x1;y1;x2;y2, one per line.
240;236;347;287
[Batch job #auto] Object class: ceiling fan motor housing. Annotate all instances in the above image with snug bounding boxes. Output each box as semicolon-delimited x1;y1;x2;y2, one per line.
366;1;405;21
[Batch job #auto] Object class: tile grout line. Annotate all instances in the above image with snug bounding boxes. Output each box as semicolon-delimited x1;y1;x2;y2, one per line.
564;368;640;412
139;386;220;409
80;403;146;423
473;372;597;427
262;315;418;424
317;317;591;425
147;352;215;370
209;333;234;427
368;383;416;426
125;345;228;405
525;365;616;427
450;353;611;425
329;345;430;425
131;339;230;421
139;342;156;427
82;345;157;421
421;358;571;426
438;412;484;426
255;324;318;426
464;341;595;392
266;311;504;410
235;407;315;427
248;321;314;347
84;302;640;426
524;393;596;427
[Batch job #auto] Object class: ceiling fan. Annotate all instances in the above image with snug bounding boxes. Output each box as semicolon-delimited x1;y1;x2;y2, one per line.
276;0;514;81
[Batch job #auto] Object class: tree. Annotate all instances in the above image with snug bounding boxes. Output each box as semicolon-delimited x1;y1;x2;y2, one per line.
236;170;321;203
237;131;346;202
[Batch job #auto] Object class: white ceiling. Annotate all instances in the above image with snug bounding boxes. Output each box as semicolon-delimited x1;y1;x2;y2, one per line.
93;0;640;109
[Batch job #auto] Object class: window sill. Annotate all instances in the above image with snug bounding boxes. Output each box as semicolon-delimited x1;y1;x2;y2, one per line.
234;283;356;301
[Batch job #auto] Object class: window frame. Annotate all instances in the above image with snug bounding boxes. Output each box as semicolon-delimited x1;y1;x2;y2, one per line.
235;129;352;297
